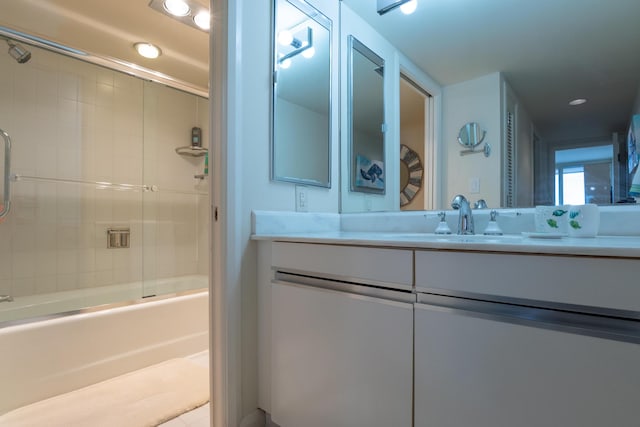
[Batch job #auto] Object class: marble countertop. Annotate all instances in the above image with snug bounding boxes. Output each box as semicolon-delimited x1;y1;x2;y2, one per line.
252;231;640;258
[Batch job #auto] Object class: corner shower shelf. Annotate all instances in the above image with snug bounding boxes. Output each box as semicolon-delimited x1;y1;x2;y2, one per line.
175;146;208;157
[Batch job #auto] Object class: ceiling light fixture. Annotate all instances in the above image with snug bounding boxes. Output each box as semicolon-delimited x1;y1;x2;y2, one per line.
569;98;587;106
302;46;316;59
278;30;294;47
134;42;162;59
163;0;190;17
193;11;210;30
277;27;314;65
149;0;210;32
377;0;417;15
400;0;418;15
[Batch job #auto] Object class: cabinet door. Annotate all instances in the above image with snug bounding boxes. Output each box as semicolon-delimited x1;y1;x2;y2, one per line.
271;281;413;427
414;302;640;427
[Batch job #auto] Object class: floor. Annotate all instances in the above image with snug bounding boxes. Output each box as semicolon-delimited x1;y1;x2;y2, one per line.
157;351;210;427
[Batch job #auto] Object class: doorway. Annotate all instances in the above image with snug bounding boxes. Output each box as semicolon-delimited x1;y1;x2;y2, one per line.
399;74;431;210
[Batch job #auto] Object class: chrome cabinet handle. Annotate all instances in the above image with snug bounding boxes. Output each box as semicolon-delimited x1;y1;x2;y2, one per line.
0;128;11;220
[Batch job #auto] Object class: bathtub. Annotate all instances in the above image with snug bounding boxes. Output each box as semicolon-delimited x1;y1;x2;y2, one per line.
0;275;208;324
0;276;209;415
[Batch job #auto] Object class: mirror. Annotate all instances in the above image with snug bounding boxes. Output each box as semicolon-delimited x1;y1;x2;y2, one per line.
341;0;640;209
457;123;485;149
272;0;332;187
349;36;385;194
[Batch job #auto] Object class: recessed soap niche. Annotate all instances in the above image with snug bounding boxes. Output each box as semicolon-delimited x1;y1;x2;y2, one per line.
107;227;131;249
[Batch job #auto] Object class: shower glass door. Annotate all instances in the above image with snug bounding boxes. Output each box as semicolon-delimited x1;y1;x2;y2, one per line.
141;81;210;298
0;39;209;325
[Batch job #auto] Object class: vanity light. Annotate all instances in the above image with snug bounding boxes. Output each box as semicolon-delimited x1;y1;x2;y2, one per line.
280;58;292;69
569;98;587;106
277;27;313;65
377;0;416;15
302;46;315;59
400;0;418;15
163;0;190;17
278;30;294;46
193;11;210;30
134;42;162;59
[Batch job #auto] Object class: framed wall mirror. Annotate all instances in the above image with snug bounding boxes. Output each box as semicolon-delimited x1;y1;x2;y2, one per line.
348;36;385;194
271;0;332;188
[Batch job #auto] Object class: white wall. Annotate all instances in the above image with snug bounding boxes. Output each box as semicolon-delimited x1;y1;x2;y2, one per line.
442;72;502;208
211;0;340;425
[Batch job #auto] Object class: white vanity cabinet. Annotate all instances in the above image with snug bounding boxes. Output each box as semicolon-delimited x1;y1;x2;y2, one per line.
268;242;414;427
414;250;640;427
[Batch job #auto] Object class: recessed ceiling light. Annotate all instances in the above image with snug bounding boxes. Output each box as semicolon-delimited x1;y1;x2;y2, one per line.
163;0;190;17
400;0;418;15
134;42;162;59
193;11;210;30
569;98;587;106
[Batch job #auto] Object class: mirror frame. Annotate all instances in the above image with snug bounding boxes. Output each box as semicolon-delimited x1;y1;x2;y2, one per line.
348;35;386;195
270;0;333;188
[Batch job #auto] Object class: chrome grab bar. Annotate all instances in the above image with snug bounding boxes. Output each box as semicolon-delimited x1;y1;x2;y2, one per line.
0;128;11;220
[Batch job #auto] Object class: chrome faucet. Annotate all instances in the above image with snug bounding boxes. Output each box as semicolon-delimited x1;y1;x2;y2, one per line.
451;194;474;235
0;295;13;303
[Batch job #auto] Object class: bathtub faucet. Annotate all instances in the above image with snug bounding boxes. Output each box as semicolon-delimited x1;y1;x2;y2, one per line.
0;295;13;303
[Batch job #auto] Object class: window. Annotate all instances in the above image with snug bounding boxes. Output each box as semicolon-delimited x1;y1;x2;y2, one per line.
554;145;613;205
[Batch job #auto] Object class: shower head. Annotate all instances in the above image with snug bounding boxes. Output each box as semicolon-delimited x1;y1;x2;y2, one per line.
6;39;31;64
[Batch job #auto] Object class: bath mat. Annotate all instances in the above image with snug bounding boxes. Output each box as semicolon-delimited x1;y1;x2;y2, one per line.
0;358;209;427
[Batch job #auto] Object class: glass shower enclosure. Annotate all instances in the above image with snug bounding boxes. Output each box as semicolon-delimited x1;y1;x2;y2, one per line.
0;37;209;324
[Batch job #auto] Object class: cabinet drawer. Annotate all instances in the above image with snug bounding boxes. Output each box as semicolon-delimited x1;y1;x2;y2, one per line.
272;242;413;290
415;250;640;315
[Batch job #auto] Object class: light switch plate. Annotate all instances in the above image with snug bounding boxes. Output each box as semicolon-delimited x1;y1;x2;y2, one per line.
469;177;480;194
295;185;308;212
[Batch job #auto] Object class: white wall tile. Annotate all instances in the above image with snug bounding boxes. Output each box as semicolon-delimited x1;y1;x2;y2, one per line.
0;45;209;309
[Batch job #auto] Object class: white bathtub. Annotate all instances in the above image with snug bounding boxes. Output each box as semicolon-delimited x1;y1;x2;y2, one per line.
0;275;207;324
0;277;209;415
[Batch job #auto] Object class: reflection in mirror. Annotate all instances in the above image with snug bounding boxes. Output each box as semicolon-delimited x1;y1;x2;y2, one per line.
457;122;485;148
349;36;385;194
272;0;331;187
342;0;640;209
399;144;423;207
554;145;614;205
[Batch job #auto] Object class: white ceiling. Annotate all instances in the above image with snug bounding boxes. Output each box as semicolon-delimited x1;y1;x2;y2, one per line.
2;0;640;143
344;0;640;141
0;0;209;91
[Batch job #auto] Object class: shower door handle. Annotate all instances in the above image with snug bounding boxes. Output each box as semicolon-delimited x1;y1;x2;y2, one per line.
0;128;11;220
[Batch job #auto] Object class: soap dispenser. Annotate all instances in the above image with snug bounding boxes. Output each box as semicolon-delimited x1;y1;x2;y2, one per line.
483;210;503;235
434;212;452;234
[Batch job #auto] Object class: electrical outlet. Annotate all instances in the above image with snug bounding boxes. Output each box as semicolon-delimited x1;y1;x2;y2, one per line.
295;185;308;212
469;177;480;194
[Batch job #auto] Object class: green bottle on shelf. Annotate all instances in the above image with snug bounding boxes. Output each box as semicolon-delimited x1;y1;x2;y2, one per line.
204;152;208;176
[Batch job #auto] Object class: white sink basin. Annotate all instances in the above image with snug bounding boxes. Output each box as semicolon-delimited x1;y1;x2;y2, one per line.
376;233;523;244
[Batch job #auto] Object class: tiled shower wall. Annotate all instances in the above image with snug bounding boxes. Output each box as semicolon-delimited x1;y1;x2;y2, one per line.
0;44;209;298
